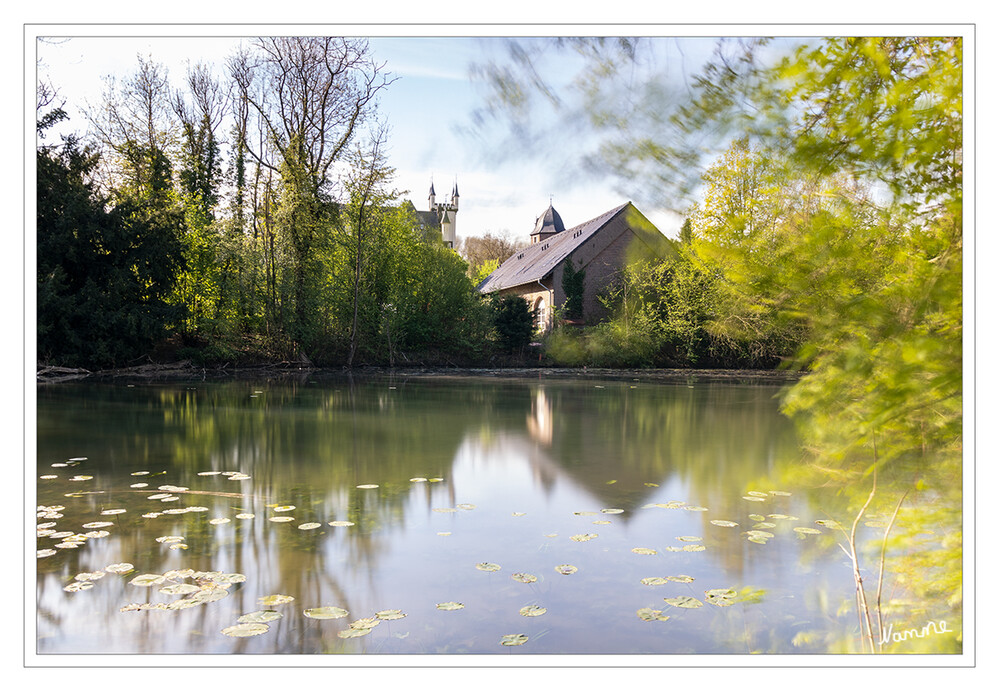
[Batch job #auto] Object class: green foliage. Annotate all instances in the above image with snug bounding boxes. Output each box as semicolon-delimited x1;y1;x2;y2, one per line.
560;257;585;320
37;137;185;367
470;257;499;287
490;295;534;353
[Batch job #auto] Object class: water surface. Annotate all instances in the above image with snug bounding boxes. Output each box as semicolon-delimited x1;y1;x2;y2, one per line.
35;373;883;656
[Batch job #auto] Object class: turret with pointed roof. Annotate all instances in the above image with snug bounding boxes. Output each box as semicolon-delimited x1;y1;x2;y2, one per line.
530;202;565;244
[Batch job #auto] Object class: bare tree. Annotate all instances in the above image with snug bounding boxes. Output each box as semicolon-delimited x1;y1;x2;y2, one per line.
229;37;394;196
85;54;178;195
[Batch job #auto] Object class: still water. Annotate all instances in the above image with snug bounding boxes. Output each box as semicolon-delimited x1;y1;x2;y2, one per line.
35;373;876;656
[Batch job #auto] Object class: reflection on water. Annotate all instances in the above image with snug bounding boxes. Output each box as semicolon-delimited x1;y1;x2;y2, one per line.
34;374;959;655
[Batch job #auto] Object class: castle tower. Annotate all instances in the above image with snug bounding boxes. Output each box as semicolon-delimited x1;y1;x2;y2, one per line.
429;177;459;248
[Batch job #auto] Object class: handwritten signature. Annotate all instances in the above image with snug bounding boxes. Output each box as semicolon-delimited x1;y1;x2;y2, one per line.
879;619;952;646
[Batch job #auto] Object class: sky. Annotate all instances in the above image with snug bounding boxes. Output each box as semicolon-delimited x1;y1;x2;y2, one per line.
33;29;700;243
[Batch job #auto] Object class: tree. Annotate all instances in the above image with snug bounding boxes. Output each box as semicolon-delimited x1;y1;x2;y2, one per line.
560;257;584;320
491;295;534;353
37;135;185;368
228;37;394;353
170;62;229;338
341;123;397;366
458;231;526;281
86;54;179;197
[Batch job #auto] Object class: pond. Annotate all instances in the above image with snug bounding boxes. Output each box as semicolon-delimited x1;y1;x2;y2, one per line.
33;373;958;657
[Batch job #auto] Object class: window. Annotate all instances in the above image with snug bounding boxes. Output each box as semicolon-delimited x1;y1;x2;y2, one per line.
534;296;548;332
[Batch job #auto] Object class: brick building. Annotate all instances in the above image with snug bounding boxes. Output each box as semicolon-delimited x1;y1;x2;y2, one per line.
476;201;670;331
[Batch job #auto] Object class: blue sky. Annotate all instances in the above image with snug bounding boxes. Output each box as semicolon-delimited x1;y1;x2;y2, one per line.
34;30;689;242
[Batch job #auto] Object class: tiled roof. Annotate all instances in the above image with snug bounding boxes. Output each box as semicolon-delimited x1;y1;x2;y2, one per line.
414;209;440;228
477;202;632;293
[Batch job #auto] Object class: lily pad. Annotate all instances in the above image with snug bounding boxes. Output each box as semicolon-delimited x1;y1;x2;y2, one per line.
664;596;703;609
272;505;296;512
457;504;476;510
704;588;738;606
676;536;702;542
268;516;295;523
64;581;94;592
511;573;537;583
104;562;134;574
573;511;598;516
601;508;624;514
303;606;349;619
500;633;529;646
519;605;547;617
156;535;185;544
710;520;739;527
666;575;695;583
328;520;355;527
641;577;670;586
36;549;57;558
433;508;457;513
475;562;501;572
222;623;269;637
375;609;406;620
631;547;657;555
83;521;114;529
636;607;670;622
769;490;792;496
794;527;822;536
683;505;709;512
209;518;231;525
349;617;381;629
297;522;322;530
235;513;255;520
815;519;842;529
258;594;295;606
753;522;777;529
682;545;706;552
159;583;202;595
100;509;127;515
554;564;577;575
337;627;372;638
356;484;379;489
742;496;766;502
511;512;526;517
746;491;768;498
592;520;611;525
436;601;464;610
570;533;597;542
409;477;428;482
129;573;166;587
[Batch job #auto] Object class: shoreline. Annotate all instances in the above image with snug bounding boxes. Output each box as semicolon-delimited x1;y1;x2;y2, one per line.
37;361;803;385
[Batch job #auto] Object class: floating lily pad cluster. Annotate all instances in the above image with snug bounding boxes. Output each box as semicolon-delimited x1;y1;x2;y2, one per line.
121;569;246;611
38;449;858;653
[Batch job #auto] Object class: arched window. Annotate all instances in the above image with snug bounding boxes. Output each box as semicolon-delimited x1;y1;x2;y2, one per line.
534;296;548;332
